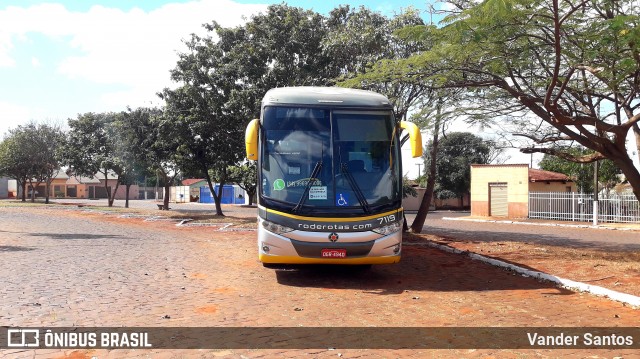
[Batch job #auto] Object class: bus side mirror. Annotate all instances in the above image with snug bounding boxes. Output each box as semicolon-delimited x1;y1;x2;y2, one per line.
400;121;422;158
245;119;260;160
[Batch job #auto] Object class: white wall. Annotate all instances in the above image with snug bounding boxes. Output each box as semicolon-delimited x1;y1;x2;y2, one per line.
170;186;190;203
0;177;8;198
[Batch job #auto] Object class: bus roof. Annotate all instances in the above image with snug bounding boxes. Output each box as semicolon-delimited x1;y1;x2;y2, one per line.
262;87;393;109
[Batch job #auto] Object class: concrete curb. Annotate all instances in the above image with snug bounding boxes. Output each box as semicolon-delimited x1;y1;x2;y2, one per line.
176;219;256;231
176;220;232;229
404;241;640;308
442;217;639;231
143;216;183;222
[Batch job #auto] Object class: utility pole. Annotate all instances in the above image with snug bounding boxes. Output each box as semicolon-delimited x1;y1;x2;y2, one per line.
593;160;599;226
416;163;422;180
530;153;533;168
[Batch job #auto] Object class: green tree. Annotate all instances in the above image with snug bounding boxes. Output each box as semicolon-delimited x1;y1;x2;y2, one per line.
27;123;65;204
0;123;64;203
168;4;440;218
118;108;158;208
333;7;445;233
206;3;334;124
64;112;128;207
122;107;181;210
333;6;431;120
162;4;336;215
0;128;32;202
386;0;640;201
324;5;397;77
425;132;492;206
402;175;418;199
228;162;257;206
159;83;242;215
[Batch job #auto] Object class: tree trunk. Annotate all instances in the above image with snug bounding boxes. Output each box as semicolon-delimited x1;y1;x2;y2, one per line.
633;124;640;166
109;180;120;207
410;159;438;233
611;152;640;203
163;183;170;210
125;184;131;208
246;189;256;206
156;168;173;210
28;180;36;202
44;179;51;204
410;111;441;233
204;173;224;216
214;183;224;215
20;180;26;202
102;170;113;207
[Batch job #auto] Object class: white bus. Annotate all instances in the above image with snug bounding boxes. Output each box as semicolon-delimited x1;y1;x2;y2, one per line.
245;87;422;266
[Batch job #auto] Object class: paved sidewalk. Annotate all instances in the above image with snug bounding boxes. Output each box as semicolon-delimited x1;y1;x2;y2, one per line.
18;200;640;231
8;198;259;217
2;205;640;358
444;214;640;232
405;211;640;251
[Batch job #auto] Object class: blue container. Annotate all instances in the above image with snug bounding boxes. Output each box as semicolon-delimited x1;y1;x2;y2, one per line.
200;185;235;204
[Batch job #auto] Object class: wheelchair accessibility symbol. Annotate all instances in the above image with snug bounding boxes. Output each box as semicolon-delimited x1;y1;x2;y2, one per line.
337;193;349;206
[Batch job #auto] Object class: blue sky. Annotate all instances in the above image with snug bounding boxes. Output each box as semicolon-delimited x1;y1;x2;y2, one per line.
0;0;435;135
0;0;550;175
0;0;432;13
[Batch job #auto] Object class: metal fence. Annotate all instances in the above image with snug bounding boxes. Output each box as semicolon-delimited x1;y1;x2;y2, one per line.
528;192;640;223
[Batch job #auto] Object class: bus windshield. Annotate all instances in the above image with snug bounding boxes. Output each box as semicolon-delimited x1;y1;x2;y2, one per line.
260;106;400;214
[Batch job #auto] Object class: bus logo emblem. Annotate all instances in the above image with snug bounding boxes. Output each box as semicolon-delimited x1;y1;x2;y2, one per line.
328;232;339;242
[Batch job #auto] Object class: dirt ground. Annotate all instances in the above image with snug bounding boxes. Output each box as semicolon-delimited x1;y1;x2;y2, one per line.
67;202;640;301
9;201;640;301
414;223;640;299
2;202;639;358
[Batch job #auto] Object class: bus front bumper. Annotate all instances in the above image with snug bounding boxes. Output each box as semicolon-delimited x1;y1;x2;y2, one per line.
258;228;402;265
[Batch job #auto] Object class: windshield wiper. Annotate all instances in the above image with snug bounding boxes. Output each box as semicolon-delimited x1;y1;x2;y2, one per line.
292;160;323;213
340;163;371;214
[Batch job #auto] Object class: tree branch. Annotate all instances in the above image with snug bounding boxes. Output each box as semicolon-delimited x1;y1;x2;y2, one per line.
512;133;572;143
519;147;605;163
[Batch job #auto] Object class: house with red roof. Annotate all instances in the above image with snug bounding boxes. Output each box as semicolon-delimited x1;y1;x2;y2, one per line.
181;178;208;202
470;164;576;218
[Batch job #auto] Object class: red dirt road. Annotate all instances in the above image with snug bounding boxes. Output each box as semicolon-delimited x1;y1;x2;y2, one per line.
0;205;638;358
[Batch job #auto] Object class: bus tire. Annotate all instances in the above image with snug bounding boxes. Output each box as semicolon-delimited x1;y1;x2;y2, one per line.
262;263;281;269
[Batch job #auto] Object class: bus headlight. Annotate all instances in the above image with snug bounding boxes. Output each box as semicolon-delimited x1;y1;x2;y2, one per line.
372;222;401;236
262;220;294;235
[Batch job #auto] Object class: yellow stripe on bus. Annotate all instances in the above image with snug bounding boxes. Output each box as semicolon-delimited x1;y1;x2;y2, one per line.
259;205;402;223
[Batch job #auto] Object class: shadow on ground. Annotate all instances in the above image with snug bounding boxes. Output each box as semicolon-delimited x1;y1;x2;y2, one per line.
274;244;574;296
0;245;35;252
28;232;129;240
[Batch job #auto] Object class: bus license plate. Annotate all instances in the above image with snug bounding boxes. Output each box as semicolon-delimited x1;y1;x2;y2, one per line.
321;249;347;258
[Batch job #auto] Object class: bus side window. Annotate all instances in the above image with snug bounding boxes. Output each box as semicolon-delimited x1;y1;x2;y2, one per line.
262;140;272;171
